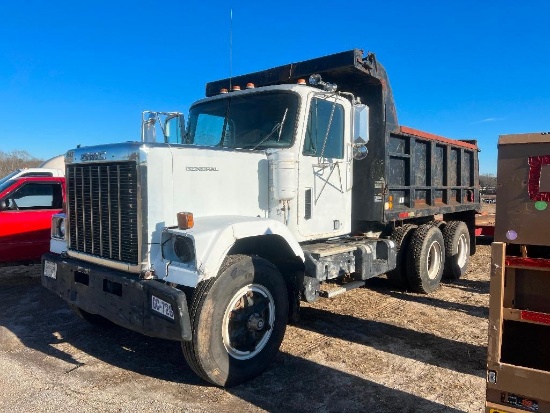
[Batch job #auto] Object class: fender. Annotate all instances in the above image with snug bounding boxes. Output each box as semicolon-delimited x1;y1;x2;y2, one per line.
161;215;304;286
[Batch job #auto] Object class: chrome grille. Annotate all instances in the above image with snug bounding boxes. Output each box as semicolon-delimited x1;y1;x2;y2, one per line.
67;162;139;264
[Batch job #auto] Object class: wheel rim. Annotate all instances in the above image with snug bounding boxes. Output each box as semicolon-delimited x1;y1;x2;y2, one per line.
426;240;443;280
222;284;275;360
457;233;469;268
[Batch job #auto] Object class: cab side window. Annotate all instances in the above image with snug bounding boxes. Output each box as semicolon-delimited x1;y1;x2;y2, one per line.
303;97;344;159
5;183;63;210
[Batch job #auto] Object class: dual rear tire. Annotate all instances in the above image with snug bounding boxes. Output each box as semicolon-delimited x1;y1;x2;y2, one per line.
407;224;445;294
442;221;470;280
389;221;471;293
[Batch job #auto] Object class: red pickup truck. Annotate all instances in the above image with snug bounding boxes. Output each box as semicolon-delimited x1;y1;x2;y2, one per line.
0;175;65;264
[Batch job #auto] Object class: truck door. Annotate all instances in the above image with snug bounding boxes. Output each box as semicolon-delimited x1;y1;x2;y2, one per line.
297;95;352;239
0;178;64;262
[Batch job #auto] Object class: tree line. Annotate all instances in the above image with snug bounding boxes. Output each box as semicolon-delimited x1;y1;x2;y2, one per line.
479;173;497;188
0;150;44;178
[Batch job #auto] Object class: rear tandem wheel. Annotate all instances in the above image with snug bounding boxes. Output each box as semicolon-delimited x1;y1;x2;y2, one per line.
387;224;417;290
442;221;470;279
406;224;445;294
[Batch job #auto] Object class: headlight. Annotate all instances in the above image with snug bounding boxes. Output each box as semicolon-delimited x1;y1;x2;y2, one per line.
58;218;66;238
173;236;195;262
51;215;66;239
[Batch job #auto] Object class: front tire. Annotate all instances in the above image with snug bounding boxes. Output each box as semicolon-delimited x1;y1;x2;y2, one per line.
182;255;288;387
407;225;445;294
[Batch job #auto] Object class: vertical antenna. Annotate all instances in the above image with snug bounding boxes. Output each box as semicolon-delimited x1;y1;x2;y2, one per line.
229;8;233;89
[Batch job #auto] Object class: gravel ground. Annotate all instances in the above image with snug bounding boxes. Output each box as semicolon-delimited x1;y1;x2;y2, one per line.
0;242;491;413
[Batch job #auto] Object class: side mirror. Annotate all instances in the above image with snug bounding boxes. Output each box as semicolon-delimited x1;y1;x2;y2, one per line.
140;111;186;143
352;104;369;161
0;199;8;211
141;112;157;142
164;113;186;144
353;104;369;143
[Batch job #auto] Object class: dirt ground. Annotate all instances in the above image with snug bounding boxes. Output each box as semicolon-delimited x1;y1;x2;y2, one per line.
0;239;492;413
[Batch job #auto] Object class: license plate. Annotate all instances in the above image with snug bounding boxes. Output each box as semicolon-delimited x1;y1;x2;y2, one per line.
151;295;174;320
43;260;57;279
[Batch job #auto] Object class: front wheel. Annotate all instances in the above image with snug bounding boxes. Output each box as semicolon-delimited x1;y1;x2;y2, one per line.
182;255;288;387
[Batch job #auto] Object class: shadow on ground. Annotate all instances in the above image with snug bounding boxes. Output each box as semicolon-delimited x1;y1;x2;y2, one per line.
0;275;470;412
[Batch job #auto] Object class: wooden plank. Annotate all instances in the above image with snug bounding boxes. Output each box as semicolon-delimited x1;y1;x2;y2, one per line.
499;132;550;145
488;242;506;364
487;363;550;403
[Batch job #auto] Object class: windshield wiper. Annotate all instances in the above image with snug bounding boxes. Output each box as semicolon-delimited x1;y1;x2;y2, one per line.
277;108;288;142
252;108;289;150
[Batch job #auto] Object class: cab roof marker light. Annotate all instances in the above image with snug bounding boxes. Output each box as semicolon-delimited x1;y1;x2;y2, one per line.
297;79;306;85
220;88;228;94
231;85;241;91
246;83;255;89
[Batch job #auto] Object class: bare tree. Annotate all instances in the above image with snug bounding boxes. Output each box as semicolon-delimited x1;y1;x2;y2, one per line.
479;173;497;188
0;150;44;178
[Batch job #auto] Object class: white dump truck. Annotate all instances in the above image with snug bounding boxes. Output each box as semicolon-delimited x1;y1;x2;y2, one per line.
42;49;480;386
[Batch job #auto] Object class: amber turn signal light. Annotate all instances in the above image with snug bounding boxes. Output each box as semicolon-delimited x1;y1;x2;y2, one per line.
177;212;194;230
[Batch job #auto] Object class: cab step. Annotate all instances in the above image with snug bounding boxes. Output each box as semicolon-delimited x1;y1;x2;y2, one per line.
318;280;366;298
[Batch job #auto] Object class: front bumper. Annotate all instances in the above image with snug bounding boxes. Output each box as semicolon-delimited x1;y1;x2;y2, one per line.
41;253;192;341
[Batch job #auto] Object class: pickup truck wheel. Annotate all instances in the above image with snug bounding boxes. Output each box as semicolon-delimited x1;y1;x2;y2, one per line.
406;224;445;294
182;255;288;387
442;221;470;279
68;303;111;326
387;224;417;290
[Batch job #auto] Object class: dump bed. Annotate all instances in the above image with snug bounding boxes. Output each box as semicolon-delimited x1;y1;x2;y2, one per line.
353;125;480;225
207;49;481;226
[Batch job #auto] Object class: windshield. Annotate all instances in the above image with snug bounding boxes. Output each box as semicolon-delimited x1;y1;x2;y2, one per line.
0;177;19;193
187;91;299;149
0;170;21;187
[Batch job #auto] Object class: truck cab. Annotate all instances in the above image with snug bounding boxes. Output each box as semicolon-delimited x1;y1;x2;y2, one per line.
182;82;358;241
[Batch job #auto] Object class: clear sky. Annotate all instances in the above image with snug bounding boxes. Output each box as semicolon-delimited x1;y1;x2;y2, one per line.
1;0;548;174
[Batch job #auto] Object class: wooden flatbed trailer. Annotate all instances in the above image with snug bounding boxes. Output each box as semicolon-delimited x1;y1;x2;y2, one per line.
486;132;550;412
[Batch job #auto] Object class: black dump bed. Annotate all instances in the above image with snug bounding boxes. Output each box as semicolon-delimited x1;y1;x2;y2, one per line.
207;49;480;227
